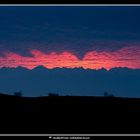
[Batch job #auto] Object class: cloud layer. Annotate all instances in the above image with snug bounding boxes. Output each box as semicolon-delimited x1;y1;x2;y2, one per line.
0;46;140;70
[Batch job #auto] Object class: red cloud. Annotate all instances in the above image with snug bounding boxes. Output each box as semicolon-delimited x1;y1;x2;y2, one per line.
0;46;140;70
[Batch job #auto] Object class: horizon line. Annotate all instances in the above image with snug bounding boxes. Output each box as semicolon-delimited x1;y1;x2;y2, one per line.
0;66;140;71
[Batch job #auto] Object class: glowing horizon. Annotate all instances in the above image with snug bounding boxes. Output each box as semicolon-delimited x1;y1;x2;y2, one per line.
0;46;140;70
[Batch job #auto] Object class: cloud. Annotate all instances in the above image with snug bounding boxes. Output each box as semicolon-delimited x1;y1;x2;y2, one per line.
0;46;140;70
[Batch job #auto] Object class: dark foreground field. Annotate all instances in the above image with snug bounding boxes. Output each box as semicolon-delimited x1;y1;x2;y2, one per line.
0;93;140;134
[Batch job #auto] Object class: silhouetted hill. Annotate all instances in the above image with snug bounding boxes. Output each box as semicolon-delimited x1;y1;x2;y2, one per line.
0;67;140;97
0;93;140;134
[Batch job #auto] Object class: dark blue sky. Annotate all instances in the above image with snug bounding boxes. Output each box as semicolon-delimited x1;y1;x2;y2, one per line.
0;67;140;97
0;6;140;57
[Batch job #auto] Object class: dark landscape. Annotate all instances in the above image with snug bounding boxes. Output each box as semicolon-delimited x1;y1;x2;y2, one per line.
0;93;140;134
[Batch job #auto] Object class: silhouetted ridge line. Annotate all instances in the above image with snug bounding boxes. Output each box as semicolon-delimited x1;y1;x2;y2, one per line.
0;66;140;71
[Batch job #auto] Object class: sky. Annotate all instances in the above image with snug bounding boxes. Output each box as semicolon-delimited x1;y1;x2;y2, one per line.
0;67;140;97
0;6;140;70
0;6;140;97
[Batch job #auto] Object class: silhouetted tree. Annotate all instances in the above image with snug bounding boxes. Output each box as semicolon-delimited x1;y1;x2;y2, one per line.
48;93;59;96
109;94;114;97
14;91;22;97
104;92;115;97
104;92;108;97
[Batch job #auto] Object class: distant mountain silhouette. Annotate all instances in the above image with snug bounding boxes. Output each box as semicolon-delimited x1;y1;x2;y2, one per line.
0;66;140;97
32;65;49;71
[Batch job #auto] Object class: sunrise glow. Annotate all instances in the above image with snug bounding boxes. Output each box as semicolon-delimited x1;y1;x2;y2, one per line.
0;46;139;70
